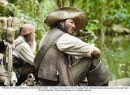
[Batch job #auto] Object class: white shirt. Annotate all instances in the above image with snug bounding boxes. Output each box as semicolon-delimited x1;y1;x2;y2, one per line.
56;33;94;57
13;36;35;65
39;33;95;58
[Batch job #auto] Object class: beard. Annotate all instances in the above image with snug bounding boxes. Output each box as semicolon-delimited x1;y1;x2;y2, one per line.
28;39;37;54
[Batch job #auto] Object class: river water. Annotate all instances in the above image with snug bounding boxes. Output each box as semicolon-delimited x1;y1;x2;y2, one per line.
84;35;130;80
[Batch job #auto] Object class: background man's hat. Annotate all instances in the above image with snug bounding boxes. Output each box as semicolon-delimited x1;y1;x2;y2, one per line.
44;7;88;32
20;24;35;36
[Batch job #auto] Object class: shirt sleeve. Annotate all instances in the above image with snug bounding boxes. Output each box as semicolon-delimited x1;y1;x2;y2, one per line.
56;33;95;57
15;42;35;65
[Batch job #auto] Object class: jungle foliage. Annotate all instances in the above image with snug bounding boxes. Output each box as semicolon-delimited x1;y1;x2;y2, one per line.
1;0;130;80
1;0;130;42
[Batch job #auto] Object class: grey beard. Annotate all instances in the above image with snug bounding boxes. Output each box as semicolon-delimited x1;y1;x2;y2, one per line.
29;39;36;54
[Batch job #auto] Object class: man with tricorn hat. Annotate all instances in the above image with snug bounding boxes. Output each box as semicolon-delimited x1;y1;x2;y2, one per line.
13;24;36;85
34;7;110;86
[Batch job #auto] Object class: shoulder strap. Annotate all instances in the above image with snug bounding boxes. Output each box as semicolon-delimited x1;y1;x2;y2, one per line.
34;28;64;70
15;41;24;48
14;37;25;48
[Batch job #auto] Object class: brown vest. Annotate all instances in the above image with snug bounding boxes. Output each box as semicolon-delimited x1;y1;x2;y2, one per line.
36;28;74;86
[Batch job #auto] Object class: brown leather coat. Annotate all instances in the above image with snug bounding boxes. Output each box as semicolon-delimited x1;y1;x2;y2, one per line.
36;28;74;86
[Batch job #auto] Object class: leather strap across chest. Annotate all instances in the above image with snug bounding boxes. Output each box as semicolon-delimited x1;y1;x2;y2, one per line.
34;28;65;70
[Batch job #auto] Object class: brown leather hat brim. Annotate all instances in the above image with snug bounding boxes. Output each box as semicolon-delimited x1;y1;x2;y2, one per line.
44;7;88;32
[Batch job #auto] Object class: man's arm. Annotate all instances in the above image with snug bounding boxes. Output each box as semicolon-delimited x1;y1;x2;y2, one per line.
56;33;101;58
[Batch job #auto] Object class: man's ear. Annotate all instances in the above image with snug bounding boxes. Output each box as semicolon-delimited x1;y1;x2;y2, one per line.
59;21;64;27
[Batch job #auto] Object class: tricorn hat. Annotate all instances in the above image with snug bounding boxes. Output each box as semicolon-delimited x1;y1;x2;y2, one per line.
44;7;87;32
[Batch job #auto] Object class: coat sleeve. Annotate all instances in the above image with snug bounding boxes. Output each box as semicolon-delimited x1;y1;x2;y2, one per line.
57;53;74;86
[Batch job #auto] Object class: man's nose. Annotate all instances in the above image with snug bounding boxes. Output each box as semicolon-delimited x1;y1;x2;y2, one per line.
73;24;76;29
72;24;76;28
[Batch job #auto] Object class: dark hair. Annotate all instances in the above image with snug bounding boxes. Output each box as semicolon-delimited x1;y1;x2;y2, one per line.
54;20;67;33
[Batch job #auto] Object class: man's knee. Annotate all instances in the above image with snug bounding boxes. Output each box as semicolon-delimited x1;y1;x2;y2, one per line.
87;59;110;86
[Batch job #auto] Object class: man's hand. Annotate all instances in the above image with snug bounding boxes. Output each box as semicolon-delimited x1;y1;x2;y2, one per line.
91;47;101;58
